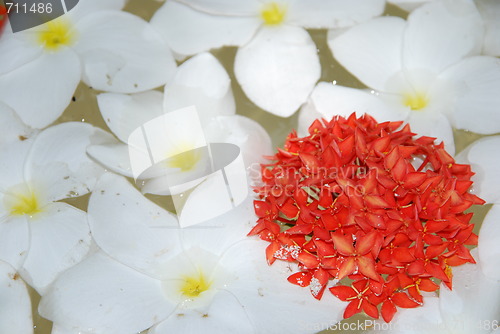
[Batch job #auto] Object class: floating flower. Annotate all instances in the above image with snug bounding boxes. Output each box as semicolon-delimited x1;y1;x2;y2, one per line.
0;260;32;334
40;173;345;334
299;0;500;153
457;136;500;281
87;52;272;194
0;0;176;128
150;0;385;117
0;122;111;293
250;113;484;322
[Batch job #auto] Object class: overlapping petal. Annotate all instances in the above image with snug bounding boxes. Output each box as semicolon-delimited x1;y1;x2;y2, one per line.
39;251;174;334
329;17;406;91
0;49;80;128
19;202;91;294
151;1;259;56
288;0;385;29
476;0;500;56
478;205;500;280
458;136;500;204
0;261;32;334
74;11;176;93
87;173;181;280
403;0;483;75
439;56;500;134
235;25;320;117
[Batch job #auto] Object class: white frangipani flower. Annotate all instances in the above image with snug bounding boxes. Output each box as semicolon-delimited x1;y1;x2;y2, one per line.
367;250;500;334
87;52;272;192
151;0;385;117
40;173;345;334
0;0;176;128
0;260;33;334
299;0;500;154
0;122;111;293
456;136;500;281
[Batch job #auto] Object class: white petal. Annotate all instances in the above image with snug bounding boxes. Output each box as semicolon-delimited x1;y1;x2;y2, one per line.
222;239;345;333
476;0;500;56
288;0;385;29
439;56;500;134
0;138;32;190
439;250;500;332
151;1;260;56
0;29;41;75
150;290;254;334
462;136;500;204
235;26;320;117
478;205;500;280
67;0;126;21
0;261;32;334
75;11;176;93
174;196;255;256
0;216;30;270
87;142;134;177
204;115;272;166
20;202;90;294
0;102;36;146
0;49;81;128
403;0;483;75
387;0;432;12
406;109;455;155
164;52;235;124
176;0;259;15
39;252;174;334
297;82;405;136
25;122;109;193
88;173;181;280
97;91;165;143
29;162;92;203
328;17;406;91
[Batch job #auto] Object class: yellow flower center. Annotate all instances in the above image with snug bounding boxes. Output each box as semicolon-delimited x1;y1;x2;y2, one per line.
403;92;428;110
180;271;211;298
4;186;42;217
38;19;76;51
261;2;287;25
166;145;201;172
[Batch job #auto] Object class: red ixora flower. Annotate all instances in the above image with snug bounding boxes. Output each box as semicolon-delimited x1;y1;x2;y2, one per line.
248;113;484;323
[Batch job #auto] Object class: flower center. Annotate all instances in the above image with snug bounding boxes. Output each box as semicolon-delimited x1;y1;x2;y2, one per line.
37;19;76;51
166;147;201;172
403;92;428;110
4;185;43;217
180;271;211;298
261;2;287;25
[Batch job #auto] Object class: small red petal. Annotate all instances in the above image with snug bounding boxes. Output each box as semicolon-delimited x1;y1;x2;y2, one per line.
391;292;420;308
381;301;397;323
329;285;357;301
287;272;312;287
362;300;380;319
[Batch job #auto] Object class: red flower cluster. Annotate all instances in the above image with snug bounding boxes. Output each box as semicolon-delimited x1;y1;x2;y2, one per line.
249;113;484;322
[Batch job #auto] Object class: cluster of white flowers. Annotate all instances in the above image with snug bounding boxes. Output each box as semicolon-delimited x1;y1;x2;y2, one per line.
0;0;498;333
